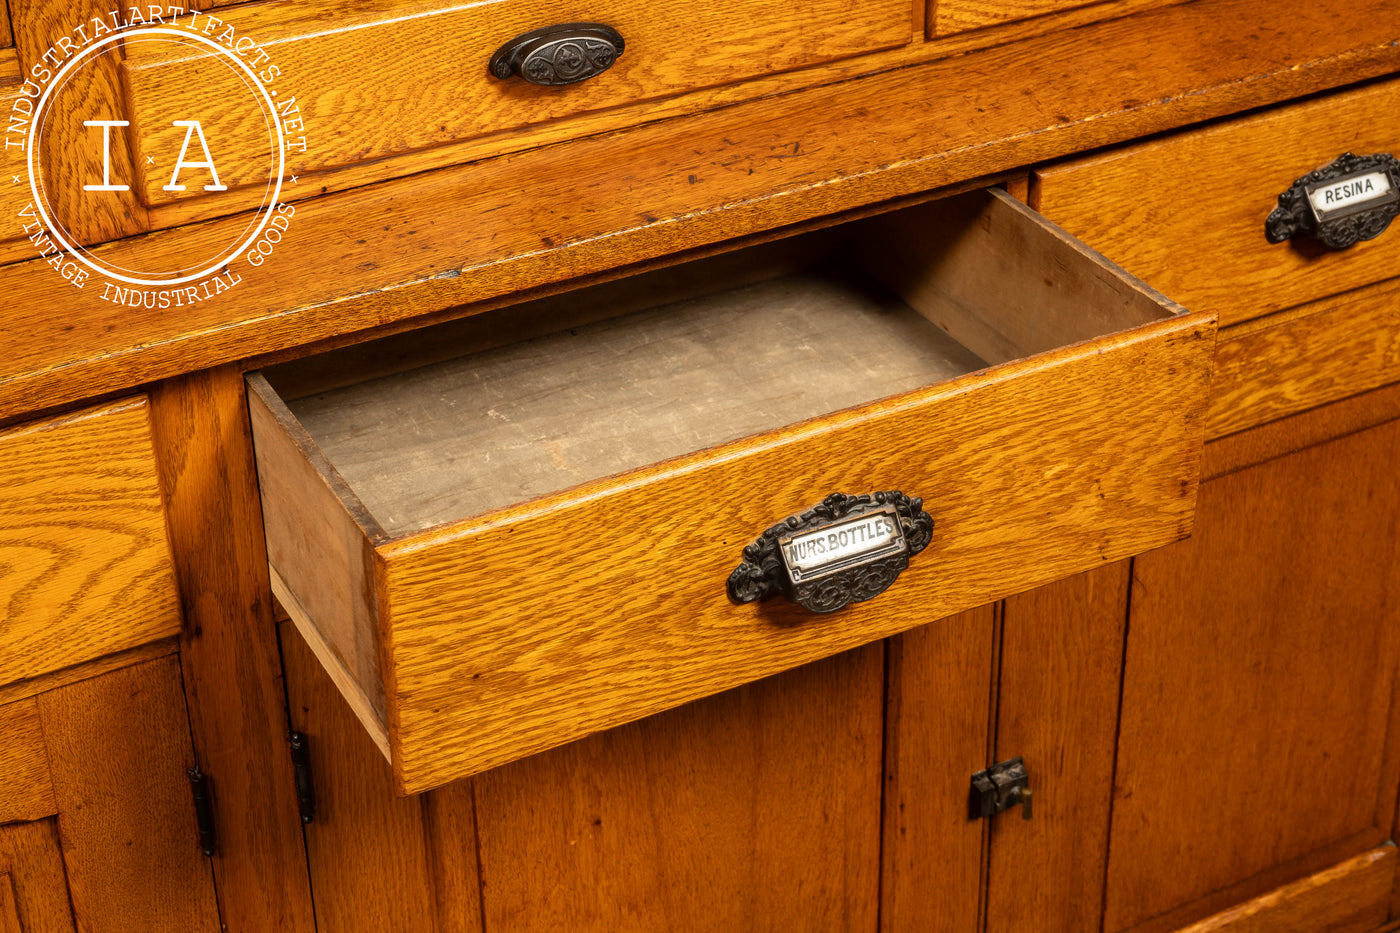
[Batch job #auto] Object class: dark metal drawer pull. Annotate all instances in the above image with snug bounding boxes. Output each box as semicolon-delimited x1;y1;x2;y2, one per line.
727;491;933;615
489;23;625;87
1266;152;1400;250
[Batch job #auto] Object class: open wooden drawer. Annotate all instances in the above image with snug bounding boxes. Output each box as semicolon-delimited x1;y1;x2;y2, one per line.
248;188;1216;794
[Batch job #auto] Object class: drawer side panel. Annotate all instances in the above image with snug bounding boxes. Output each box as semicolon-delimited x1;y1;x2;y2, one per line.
247;375;389;737
380;313;1216;793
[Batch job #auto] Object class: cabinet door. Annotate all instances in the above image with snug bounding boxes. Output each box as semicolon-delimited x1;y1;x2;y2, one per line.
0;655;222;933
284;614;936;932
1103;417;1400;932
880;605;998;932
883;565;1131;933
984;564;1131;932
0;820;74;933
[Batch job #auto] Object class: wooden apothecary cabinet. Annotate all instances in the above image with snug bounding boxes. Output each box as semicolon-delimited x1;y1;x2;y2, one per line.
4;0;1400;930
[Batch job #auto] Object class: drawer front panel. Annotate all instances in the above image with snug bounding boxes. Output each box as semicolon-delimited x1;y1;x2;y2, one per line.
382;314;1212;792
1034;78;1400;328
1207;277;1400;439
0;398;183;688
120;0;911;225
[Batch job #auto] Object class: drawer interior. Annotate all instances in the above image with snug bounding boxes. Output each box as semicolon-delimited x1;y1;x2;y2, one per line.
260;188;1175;538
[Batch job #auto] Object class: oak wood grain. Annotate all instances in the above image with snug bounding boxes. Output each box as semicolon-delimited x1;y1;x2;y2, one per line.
879;606;995;932
0;2;11;49
0;638;177;708
1175;847;1394;933
148;367;315;933
0;820;74;933
120;0;910;219
0;874;18;933
375;312;1211;792
251;190;1214;790
0;0;1394;421
115;0;1206;232
279;619;449;933
473;645;883;932
421;779;484;932
0;699;55;825
271;568;391;761
929;0;1177;37
0;397;182;688
855;190;1170;366
10;0;148;246
1034;77;1400;328
1105;419;1400;931
36;656;220;933
986;563;1131;932
1208;278;1400;439
1203;382;1400;481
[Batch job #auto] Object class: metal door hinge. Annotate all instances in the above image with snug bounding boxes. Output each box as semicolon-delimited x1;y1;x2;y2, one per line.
187;766;217;856
970;756;1032;821
290;732;316;824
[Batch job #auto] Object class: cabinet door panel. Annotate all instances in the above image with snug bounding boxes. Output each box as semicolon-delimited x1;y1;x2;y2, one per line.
36;657;221;933
473;645;884;933
880;605;997;933
986;563;1130;933
0;820;75;933
1105;419;1400;931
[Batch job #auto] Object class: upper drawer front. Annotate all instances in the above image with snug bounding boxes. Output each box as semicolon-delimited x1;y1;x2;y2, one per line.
0;398;183;688
118;0;912;224
249;189;1216;794
1034;78;1400;328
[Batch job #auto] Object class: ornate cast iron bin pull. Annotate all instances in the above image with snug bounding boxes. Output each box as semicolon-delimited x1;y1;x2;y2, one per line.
489;23;624;87
1266;152;1400;249
727;491;933;614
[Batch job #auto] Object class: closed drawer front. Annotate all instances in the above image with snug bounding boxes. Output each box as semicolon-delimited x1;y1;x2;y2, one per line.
0;397;183;688
1035;78;1400;330
1036;78;1400;439
248;188;1216;794
108;0;911;228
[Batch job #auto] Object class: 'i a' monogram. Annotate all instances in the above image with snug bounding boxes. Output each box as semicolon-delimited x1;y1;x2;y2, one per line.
81;119;227;192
